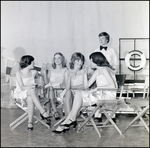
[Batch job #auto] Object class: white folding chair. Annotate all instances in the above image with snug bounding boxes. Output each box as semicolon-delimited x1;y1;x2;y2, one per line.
123;98;149;133
77;90;126;137
122;74;149;133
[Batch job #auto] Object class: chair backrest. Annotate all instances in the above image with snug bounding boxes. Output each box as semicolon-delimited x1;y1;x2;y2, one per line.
115;74;126;89
115;74;126;99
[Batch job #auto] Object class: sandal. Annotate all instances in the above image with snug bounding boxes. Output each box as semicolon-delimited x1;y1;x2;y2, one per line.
28;122;33;130
40;111;51;124
54;112;60;120
52;125;69;133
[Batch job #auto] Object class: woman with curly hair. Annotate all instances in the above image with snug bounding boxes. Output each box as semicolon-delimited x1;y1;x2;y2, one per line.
42;52;69;120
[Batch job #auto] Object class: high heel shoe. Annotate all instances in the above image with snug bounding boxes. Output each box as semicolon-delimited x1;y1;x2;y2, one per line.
28;122;33;130
40;113;45;120
52;125;69;134
40;111;51;124
62;119;77;128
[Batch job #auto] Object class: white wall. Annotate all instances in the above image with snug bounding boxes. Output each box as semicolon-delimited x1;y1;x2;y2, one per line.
1;1;149;74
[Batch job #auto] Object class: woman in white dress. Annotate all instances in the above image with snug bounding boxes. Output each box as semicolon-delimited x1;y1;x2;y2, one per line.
62;52;87;116
42;52;69;120
14;55;51;130
52;52;117;133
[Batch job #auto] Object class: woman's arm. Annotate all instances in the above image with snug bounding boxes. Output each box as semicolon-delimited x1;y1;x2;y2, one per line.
44;70;52;89
86;70;98;88
83;73;88;89
63;69;70;90
41;64;49;85
42;65;53;89
65;72;71;90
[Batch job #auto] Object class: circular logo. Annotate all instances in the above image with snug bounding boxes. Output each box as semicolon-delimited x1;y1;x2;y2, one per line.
125;50;146;71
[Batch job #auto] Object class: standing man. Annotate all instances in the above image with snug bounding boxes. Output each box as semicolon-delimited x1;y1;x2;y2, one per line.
89;32;119;122
94;32;118;73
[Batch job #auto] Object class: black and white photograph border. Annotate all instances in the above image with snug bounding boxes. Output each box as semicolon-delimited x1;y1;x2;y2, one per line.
1;1;149;147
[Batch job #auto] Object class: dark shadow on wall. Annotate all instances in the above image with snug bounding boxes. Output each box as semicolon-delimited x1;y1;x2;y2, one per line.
13;47;26;62
11;47;26;75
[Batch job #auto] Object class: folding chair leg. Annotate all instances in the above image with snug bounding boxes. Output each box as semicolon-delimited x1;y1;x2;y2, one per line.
102;108;122;135
90;117;101;137
80;114;87;120
138;115;149;132
103;105;119;125
9;112;28;130
77;105;101;133
123;105;149;133
53;116;66;128
33;115;50;129
10;113;28;130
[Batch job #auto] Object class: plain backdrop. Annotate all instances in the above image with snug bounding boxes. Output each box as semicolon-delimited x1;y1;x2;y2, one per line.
1;1;149;76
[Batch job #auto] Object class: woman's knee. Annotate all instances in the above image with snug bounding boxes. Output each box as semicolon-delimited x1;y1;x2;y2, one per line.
64;90;73;102
65;89;72;95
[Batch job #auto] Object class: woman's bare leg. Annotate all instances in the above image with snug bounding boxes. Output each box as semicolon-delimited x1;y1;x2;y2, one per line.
63;89;73;116
27;88;49;117
27;96;34;123
61;91;83;124
48;87;57;113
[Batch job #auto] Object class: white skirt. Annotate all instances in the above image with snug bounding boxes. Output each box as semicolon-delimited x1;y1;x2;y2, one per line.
14;89;29;100
81;90;116;106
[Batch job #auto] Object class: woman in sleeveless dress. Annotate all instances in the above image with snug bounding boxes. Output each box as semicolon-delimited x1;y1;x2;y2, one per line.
41;52;69;120
14;55;51;130
62;52;87;117
52;52;117;133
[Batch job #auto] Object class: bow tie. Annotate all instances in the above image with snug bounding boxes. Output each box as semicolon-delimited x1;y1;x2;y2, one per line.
100;46;107;51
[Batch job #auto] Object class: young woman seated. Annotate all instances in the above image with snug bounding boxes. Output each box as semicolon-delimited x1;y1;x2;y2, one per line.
41;52;69;120
14;55;51;130
62;52;87;117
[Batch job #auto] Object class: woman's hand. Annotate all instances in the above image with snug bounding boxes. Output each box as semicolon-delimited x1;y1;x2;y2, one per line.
83;67;88;74
30;83;37;89
41;63;47;75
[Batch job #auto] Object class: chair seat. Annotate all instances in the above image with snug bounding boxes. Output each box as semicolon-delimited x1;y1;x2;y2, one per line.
125;99;149;107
